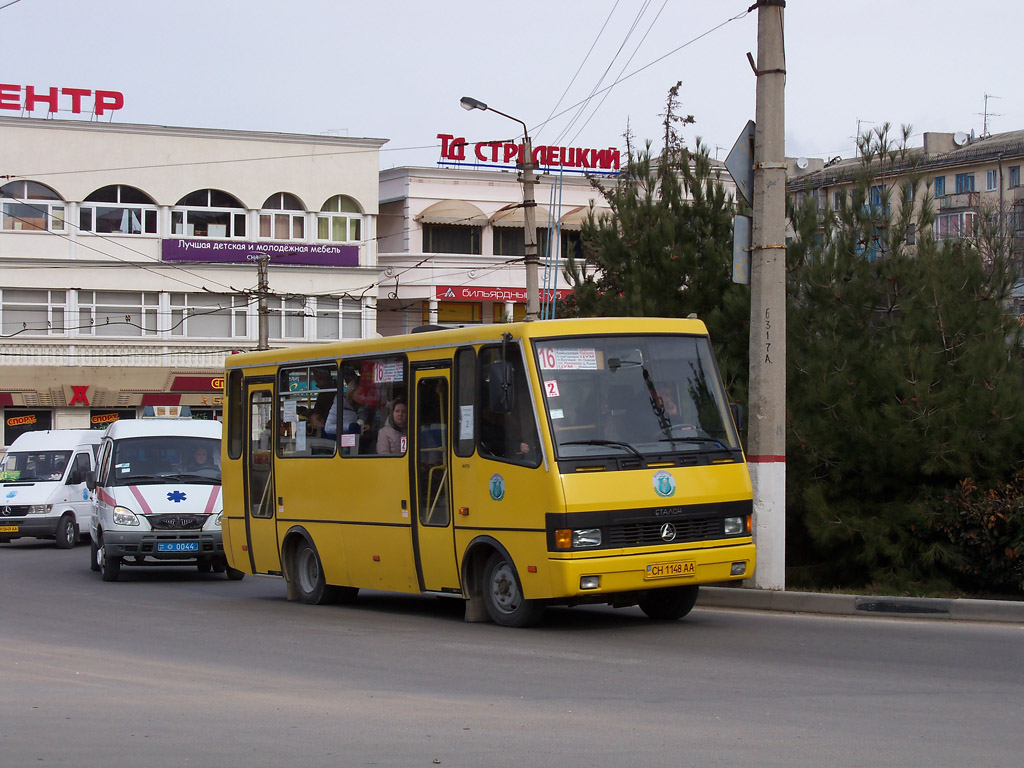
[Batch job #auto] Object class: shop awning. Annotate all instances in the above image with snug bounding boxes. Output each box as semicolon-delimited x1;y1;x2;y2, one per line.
416;200;488;226
558;204;610;231
490;203;552;228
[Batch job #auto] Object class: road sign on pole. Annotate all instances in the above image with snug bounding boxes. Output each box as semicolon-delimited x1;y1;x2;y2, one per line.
725;119;756;209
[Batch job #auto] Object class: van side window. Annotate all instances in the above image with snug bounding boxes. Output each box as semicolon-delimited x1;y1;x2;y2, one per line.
67;453;91;485
340;356;407;457
477;344;540;467
277;363;337;458
97;441;113;486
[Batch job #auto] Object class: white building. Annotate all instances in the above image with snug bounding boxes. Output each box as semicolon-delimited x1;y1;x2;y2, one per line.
0;116;385;444
376;165;611;335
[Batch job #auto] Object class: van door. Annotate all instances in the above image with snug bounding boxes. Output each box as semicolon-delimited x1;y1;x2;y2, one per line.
412;368;459;592
244;381;282;574
67;451;94;536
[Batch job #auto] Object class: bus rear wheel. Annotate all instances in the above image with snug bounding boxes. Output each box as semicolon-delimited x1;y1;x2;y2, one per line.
482;552;543;628
293;540;337;605
638;585;699;620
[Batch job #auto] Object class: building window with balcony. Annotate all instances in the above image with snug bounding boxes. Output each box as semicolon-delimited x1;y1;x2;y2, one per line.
0;181;65;233
955;173;975;194
77;291;159;337
314;297;362;340
934;176;946;197
316;195;361;243
987;170;998;191
0;289;67;337
1010;166;1021;189
422;224;481;254
935;212;977;240
259;193;305;241
79;185;158;236
170;293;249;339
171;189;246;239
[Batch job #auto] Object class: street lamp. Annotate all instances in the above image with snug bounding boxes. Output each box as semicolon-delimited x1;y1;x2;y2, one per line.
460;95;539;322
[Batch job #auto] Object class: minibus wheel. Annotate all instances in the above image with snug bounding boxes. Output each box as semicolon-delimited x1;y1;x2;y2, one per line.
225;566;245;581
482;552;544;628
293;540;337;605
638;585;699;620
55;515;77;549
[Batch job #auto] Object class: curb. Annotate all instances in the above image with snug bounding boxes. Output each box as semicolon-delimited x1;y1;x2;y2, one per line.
698;586;1024;623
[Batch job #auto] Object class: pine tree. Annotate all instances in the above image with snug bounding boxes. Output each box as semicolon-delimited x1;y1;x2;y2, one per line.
786;125;1024;589
561;84;750;399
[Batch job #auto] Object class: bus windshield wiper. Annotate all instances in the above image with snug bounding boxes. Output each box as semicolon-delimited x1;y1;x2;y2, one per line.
561;439;644;459
658;436;730;450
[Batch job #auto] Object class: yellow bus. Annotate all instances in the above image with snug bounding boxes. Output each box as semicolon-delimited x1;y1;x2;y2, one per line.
221;317;754;627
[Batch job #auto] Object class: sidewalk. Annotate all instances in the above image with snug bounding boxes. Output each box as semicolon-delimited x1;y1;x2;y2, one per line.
698;586;1024;623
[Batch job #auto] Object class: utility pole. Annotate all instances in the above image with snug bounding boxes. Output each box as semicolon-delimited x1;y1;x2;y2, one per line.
747;0;787;591
521;135;539;322
256;252;270;351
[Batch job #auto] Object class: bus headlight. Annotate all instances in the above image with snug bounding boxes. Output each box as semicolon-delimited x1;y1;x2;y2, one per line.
572;528;602;548
724;516;745;535
112;506;140;526
28;504;52;515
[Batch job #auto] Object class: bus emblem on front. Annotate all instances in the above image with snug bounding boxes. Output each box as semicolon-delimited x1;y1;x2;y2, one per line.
660;523;677;542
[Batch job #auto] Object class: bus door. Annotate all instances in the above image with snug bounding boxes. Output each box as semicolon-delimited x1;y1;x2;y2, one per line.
412;368;460;592
244;381;282;574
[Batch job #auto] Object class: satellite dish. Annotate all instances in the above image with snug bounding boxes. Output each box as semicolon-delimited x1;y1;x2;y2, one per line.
953;131;969;146
795;157;809;169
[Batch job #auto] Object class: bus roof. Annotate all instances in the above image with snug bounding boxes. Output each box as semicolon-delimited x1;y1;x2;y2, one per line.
225;316;711;370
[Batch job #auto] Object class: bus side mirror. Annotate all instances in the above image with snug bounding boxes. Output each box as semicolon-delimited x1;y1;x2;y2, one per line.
730;402;744;430
488;362;515;415
85;470;96;491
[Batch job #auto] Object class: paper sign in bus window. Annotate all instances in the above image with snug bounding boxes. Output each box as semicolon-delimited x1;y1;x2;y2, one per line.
544;380;560;397
537;347;597;370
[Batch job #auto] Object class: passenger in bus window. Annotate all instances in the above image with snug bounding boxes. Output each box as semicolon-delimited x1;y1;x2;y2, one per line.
376;398;408;455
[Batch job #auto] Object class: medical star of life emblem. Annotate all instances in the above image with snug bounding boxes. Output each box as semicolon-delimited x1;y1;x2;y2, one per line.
167;490;187;503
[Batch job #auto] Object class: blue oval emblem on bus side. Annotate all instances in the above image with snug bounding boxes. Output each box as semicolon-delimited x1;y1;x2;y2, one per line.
652;470;676;498
489;473;505;501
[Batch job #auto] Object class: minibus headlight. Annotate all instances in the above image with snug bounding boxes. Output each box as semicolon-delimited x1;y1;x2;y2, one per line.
112;506;140;526
572;528;602;548
28;504;52;515
724;516;744;535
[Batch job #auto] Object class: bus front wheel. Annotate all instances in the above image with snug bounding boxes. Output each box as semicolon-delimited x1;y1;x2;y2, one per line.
638;585;699;620
293;540;338;605
482;552;543;628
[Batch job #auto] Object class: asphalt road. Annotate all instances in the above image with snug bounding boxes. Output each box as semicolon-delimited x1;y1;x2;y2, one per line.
2;539;1023;768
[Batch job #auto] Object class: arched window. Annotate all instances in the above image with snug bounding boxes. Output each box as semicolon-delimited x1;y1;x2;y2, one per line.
259;192;305;241
171;189;246;239
0;181;66;233
80;185;158;236
317;195;362;243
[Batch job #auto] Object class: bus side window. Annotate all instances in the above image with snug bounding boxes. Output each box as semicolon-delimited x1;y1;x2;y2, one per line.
342;355;407;457
477;345;540;467
454;347;475;457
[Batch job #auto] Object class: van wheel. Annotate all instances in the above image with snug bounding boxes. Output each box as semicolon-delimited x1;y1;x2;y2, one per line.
99;539;121;582
482;552;544;628
196;560;212;573
293;540;337;604
55;515;77;549
90;537;101;572
638;585;699;620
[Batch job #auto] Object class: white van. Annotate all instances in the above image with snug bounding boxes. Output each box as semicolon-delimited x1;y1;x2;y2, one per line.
0;429;102;548
88;419;241;582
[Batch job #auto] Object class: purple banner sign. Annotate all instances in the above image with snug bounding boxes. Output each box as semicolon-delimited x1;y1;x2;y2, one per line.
161;238;359;267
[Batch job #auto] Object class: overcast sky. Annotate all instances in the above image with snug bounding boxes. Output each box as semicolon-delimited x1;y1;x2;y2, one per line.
3;0;1019;170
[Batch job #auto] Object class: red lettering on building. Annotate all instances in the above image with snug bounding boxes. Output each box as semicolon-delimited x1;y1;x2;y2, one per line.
91;413;120;425
438;133;620;172
69;385;91;406
6;414;37;427
0;85;124;115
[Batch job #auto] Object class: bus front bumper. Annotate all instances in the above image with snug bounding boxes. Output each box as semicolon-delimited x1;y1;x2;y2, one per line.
545;542;756;599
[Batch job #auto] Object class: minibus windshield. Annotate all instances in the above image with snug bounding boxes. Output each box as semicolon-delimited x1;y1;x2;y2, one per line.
0;450;72;482
110;436;221;486
534;334;741;459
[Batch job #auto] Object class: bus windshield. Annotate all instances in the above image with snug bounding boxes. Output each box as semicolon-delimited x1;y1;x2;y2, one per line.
535;334;741;459
110;436;221;486
0;451;72;482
